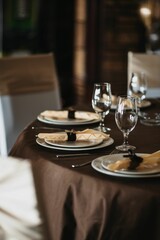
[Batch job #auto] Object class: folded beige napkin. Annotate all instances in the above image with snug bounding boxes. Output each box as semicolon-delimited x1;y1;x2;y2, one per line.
111;95;147;108
107;150;160;171
111;95;118;105
38;129;109;141
40;110;99;121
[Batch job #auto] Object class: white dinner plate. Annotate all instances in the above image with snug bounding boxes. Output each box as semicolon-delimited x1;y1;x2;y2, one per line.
138;100;151;108
45;138;103;148
101;153;160;175
91;154;160;178
111;99;151;110
37;111;100;126
36;137;114;151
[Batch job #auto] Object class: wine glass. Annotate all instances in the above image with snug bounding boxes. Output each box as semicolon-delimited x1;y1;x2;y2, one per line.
129;72;148;106
115;95;138;151
92;82;112;132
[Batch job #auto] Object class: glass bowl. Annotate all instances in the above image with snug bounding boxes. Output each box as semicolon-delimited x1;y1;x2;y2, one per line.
140;112;160;126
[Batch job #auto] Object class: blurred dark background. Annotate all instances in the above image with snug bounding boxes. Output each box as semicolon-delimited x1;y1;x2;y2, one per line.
2;0;160;107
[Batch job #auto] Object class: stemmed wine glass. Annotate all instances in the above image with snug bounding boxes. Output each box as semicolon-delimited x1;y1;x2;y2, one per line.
115;95;138;151
129;72;148;106
92;82;112;132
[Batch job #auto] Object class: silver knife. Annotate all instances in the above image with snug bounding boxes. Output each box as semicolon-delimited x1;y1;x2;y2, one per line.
56;153;91;158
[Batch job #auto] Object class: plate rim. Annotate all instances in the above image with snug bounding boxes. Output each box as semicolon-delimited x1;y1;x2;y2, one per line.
37;110;100;125
36;137;114;151
111;100;151;110
44;110;99;123
45;138;103;148
91;154;160;178
101;153;160;175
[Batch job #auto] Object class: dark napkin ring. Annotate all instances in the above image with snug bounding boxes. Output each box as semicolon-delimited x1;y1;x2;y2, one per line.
123;149;143;170
68;108;76;119
66;131;76;141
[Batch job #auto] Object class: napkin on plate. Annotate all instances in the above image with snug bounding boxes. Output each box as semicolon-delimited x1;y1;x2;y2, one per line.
111;95;118;105
107;150;160;171
38;129;110;141
40;110;99;121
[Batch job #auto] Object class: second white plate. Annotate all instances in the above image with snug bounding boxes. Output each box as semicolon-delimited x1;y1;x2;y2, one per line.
36;137;114;151
37;111;100;126
111;99;151;110
45;138;103;148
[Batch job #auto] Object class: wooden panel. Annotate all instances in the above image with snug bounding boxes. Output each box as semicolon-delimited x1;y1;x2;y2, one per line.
69;0;147;105
96;0;146;97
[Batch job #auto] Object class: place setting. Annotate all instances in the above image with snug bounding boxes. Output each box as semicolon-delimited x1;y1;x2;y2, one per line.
36;128;114;152
36;82;115;152
91;150;160;178
37;81;113;130
91;95;160;178
37;108;100;126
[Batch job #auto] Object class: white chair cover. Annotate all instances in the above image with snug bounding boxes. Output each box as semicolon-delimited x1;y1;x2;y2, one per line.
127;51;160;98
0;53;62;155
0;156;43;240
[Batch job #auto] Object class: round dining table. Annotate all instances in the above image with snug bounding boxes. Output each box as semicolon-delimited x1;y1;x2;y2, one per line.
9;99;160;240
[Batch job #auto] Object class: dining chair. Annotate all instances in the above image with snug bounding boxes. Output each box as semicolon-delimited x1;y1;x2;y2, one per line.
0;155;43;239
127;51;160;98
0;53;62;155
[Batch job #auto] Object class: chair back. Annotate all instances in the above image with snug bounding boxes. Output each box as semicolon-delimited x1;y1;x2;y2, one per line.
0;53;62;155
127;52;160;98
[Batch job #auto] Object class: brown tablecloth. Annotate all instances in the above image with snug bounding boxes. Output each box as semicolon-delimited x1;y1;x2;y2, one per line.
9;101;160;240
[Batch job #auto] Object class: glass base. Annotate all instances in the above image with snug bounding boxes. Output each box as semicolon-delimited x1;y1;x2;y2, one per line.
116;144;136;152
95;126;111;133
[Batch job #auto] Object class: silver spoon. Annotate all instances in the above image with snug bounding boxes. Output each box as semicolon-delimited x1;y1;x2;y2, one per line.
56;153;91;158
72;160;92;168
32;126;65;131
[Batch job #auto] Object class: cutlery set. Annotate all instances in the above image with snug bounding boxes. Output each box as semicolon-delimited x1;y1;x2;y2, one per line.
56;149;118;168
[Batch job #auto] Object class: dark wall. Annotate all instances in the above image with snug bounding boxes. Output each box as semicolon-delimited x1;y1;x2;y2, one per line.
3;0;148;106
0;0;2;54
85;0;146;102
38;0;76;107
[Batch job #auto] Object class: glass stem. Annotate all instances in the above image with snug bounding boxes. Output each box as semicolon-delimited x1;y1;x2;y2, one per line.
100;117;105;127
99;113;105;130
123;132;129;146
137;107;141;116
